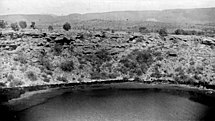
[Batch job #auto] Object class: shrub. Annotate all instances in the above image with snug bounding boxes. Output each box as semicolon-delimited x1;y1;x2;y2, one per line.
111;29;115;33
95;49;111;62
19;21;27;29
7;74;14;82
41;74;50;82
13;54;28;64
63;22;71;31
139;63;148;74
119;49;155;76
175;29;185;35
26;71;37;81
38;56;53;70
48;25;54;31
139;27;149;33
9;79;24;87
43;78;50;82
120;58;137;70
136;50;153;65
0;82;6;87
159;28;168;37
52;44;62;56
60;60;74;72
0;20;7;28
57;76;68;82
85;49;112;72
175;29;204;36
90;72;108;79
30;22;36;29
10;23;19;31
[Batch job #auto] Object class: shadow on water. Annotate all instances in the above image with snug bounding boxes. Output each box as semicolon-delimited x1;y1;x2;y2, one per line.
0;105;17;121
188;92;215;121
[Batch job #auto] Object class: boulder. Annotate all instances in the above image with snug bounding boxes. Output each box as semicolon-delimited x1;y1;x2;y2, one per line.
201;38;215;45
54;37;73;45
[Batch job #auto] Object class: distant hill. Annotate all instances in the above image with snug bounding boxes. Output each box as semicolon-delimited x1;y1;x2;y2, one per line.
1;7;215;26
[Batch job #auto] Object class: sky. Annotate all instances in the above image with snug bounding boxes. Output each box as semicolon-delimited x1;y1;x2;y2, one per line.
0;0;215;15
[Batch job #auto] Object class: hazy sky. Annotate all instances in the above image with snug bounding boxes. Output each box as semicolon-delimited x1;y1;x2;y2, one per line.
0;0;215;15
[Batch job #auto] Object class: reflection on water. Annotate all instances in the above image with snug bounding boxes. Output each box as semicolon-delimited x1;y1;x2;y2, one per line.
14;89;215;121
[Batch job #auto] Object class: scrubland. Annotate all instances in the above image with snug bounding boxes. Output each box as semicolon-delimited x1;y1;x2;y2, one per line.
0;27;215;90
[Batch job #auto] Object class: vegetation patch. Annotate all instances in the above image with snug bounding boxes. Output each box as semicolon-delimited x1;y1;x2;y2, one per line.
9;79;24;87
52;44;63;56
60;60;74;72
26;71;37;81
13;54;28;64
119;49;157;76
56;76;68;83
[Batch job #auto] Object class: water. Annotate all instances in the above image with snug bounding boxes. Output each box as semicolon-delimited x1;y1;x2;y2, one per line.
14;88;215;121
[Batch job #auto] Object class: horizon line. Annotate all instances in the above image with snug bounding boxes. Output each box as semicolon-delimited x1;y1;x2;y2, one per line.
0;6;215;16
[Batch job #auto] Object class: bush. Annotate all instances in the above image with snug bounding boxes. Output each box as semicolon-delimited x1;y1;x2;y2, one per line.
85;49;111;72
11;23;19;31
7;74;14;82
30;22;36;29
63;22;71;31
136;50;153;65
48;25;54;31
0;20;7;28
57;76;68;82
119;49;154;76
175;29;204;36
13;54;28;64
60;60;74;72
38;56;53;71
43;78;50;82
139;27;149;33
159;28;168;37
26;71;37;81
52;44;62;56
19;21;27;29
9;79;24;87
90;72;108;79
175;29;185;35
95;49;111;62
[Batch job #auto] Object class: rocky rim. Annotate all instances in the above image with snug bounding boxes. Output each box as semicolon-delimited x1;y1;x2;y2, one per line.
0;29;215;90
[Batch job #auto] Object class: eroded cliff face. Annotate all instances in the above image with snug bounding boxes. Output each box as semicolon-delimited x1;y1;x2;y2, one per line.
0;30;215;88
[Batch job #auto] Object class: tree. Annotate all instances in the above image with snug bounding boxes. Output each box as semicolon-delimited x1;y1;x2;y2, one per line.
159;28;168;37
48;25;54;31
63;22;71;31
30;22;36;29
19;21;27;29
10;23;19;31
0;20;7;28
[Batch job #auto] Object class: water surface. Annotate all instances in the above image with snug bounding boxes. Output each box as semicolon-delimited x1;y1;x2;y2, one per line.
15;88;215;121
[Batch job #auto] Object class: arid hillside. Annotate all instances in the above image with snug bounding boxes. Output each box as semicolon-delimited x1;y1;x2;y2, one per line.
0;29;215;89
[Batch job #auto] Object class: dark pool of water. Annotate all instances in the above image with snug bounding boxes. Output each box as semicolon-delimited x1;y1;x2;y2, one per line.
2;88;215;121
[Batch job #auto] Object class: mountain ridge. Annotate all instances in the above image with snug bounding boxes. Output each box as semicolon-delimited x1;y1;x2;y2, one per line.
1;7;215;24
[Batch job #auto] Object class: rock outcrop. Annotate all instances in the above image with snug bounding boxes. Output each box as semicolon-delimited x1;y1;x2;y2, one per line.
0;30;215;89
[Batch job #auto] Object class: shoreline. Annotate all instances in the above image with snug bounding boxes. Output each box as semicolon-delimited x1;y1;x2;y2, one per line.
1;79;215;103
2;81;215;112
